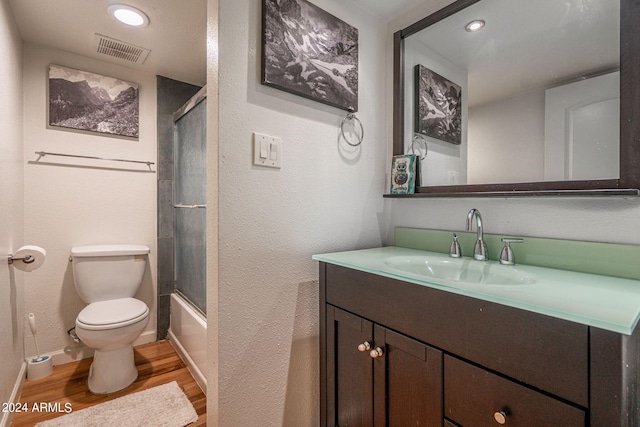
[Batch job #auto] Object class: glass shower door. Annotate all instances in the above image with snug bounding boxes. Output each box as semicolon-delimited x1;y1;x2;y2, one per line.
173;94;206;314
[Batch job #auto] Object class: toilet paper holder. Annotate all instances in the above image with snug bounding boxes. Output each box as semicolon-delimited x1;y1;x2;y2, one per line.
8;245;46;272
8;254;36;264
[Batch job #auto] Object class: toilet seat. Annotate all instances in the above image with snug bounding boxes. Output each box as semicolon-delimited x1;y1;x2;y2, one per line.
77;298;149;331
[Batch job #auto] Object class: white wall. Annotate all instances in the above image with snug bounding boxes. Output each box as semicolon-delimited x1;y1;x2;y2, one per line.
22;44;158;363
468;90;545;184
215;0;388;424
0;0;25;422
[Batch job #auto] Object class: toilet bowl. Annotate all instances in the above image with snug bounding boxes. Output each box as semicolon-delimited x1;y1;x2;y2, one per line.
71;244;150;394
75;297;149;393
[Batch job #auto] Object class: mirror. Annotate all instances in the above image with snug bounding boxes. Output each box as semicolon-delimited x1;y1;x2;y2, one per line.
392;0;640;196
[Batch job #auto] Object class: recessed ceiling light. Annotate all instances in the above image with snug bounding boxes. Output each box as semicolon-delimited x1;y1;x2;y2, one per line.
108;4;149;27
465;19;485;33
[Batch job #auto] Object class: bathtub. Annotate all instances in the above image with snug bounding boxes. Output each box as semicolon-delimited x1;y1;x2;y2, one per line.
168;293;207;394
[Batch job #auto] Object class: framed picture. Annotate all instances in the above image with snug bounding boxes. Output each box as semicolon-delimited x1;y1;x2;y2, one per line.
390;154;417;194
262;0;358;112
414;64;461;145
48;64;139;138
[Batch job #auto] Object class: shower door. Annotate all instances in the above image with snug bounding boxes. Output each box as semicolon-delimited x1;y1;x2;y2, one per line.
173;89;207;314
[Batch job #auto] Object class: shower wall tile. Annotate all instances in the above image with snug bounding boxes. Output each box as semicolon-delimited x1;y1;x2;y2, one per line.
158;144;174;182
157;76;201;181
157;237;174;295
157;294;170;340
157;75;202;335
158;180;173;239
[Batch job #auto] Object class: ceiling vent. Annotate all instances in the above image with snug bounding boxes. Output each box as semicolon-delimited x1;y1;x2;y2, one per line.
92;34;150;64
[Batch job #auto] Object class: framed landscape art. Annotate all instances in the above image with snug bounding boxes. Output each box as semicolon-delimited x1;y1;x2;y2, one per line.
262;0;358;112
48;64;139;138
414;64;461;145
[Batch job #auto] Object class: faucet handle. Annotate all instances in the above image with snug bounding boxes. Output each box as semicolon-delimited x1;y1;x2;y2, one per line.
449;233;461;258
500;238;524;265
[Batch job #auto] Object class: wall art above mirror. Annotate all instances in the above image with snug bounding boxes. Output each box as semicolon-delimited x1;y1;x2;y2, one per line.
390;0;640;197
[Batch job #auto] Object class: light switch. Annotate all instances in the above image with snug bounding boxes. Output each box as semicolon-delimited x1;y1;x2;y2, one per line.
253;132;282;169
260;141;269;159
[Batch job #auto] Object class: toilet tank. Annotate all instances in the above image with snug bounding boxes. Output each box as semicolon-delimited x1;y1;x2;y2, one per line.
71;244;150;303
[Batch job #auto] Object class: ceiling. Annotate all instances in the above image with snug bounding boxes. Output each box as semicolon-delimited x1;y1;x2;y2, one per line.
8;0;208;86
351;0;427;20
7;0;416;89
7;0;620;108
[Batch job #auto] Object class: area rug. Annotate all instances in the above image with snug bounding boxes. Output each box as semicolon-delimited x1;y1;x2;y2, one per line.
35;381;198;427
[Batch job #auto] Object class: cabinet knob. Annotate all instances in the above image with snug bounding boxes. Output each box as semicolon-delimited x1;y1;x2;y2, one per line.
369;347;384;358
357;341;371;352
494;411;507;424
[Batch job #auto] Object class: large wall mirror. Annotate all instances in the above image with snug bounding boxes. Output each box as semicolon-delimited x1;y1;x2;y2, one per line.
391;0;640;196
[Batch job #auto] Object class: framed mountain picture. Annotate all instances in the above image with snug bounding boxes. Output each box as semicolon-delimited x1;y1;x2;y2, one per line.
414;64;461;145
48;64;139;138
261;0;358;112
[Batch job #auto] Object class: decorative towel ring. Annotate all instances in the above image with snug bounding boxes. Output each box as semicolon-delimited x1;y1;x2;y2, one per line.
340;109;364;147
409;134;428;160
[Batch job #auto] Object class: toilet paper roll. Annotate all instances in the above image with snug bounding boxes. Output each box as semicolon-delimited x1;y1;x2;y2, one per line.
12;245;46;272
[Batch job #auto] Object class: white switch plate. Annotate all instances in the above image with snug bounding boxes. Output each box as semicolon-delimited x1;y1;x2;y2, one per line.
253;133;282;169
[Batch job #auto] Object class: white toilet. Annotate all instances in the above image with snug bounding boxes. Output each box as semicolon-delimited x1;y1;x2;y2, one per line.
71;244;150;394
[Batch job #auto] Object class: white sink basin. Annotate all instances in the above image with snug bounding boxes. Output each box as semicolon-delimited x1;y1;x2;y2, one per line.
384;255;536;286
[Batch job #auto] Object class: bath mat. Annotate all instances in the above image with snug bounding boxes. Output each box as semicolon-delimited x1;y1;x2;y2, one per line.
35;381;198;427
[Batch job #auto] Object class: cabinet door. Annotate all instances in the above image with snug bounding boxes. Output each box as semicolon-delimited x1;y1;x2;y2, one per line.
373;325;443;427
327;306;374;427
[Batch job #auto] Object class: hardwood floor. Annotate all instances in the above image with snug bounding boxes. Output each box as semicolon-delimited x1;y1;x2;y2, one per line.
11;341;206;426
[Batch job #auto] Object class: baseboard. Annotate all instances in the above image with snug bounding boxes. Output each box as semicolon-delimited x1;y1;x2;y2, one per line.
41;329;158;367
134;329;157;347
0;362;27;427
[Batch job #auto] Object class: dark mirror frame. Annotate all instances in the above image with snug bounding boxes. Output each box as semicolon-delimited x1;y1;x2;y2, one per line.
390;0;640;197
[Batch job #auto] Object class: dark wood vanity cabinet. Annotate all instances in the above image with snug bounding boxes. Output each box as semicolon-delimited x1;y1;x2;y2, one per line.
319;262;640;427
327;305;443;427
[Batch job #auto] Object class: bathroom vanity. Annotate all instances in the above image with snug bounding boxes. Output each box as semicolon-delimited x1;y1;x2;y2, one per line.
315;243;640;426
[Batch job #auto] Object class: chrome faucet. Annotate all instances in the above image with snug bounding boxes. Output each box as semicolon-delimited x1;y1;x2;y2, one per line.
466;208;488;261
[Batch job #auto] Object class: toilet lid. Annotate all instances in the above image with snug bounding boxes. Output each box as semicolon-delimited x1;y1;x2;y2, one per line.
77;298;148;329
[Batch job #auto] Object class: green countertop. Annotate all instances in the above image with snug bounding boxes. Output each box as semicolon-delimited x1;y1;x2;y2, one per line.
313;246;640;335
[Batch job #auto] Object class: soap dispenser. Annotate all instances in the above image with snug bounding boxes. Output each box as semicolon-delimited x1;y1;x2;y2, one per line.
449;233;461;258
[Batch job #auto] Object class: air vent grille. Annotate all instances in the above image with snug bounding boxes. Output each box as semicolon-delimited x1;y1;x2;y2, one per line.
92;34;150;64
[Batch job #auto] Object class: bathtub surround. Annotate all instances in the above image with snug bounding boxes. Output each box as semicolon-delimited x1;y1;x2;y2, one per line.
22;44;158;365
169;293;208;393
0;0;25;425
156;76;202;341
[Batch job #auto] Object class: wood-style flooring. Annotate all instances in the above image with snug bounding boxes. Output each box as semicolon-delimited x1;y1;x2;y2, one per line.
11;340;206;426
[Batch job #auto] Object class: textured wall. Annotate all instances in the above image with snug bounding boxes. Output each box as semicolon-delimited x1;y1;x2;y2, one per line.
0;0;25;421
22;44;158;362
216;0;388;424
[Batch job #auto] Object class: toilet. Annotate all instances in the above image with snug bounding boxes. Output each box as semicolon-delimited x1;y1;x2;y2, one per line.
71;244;150;394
